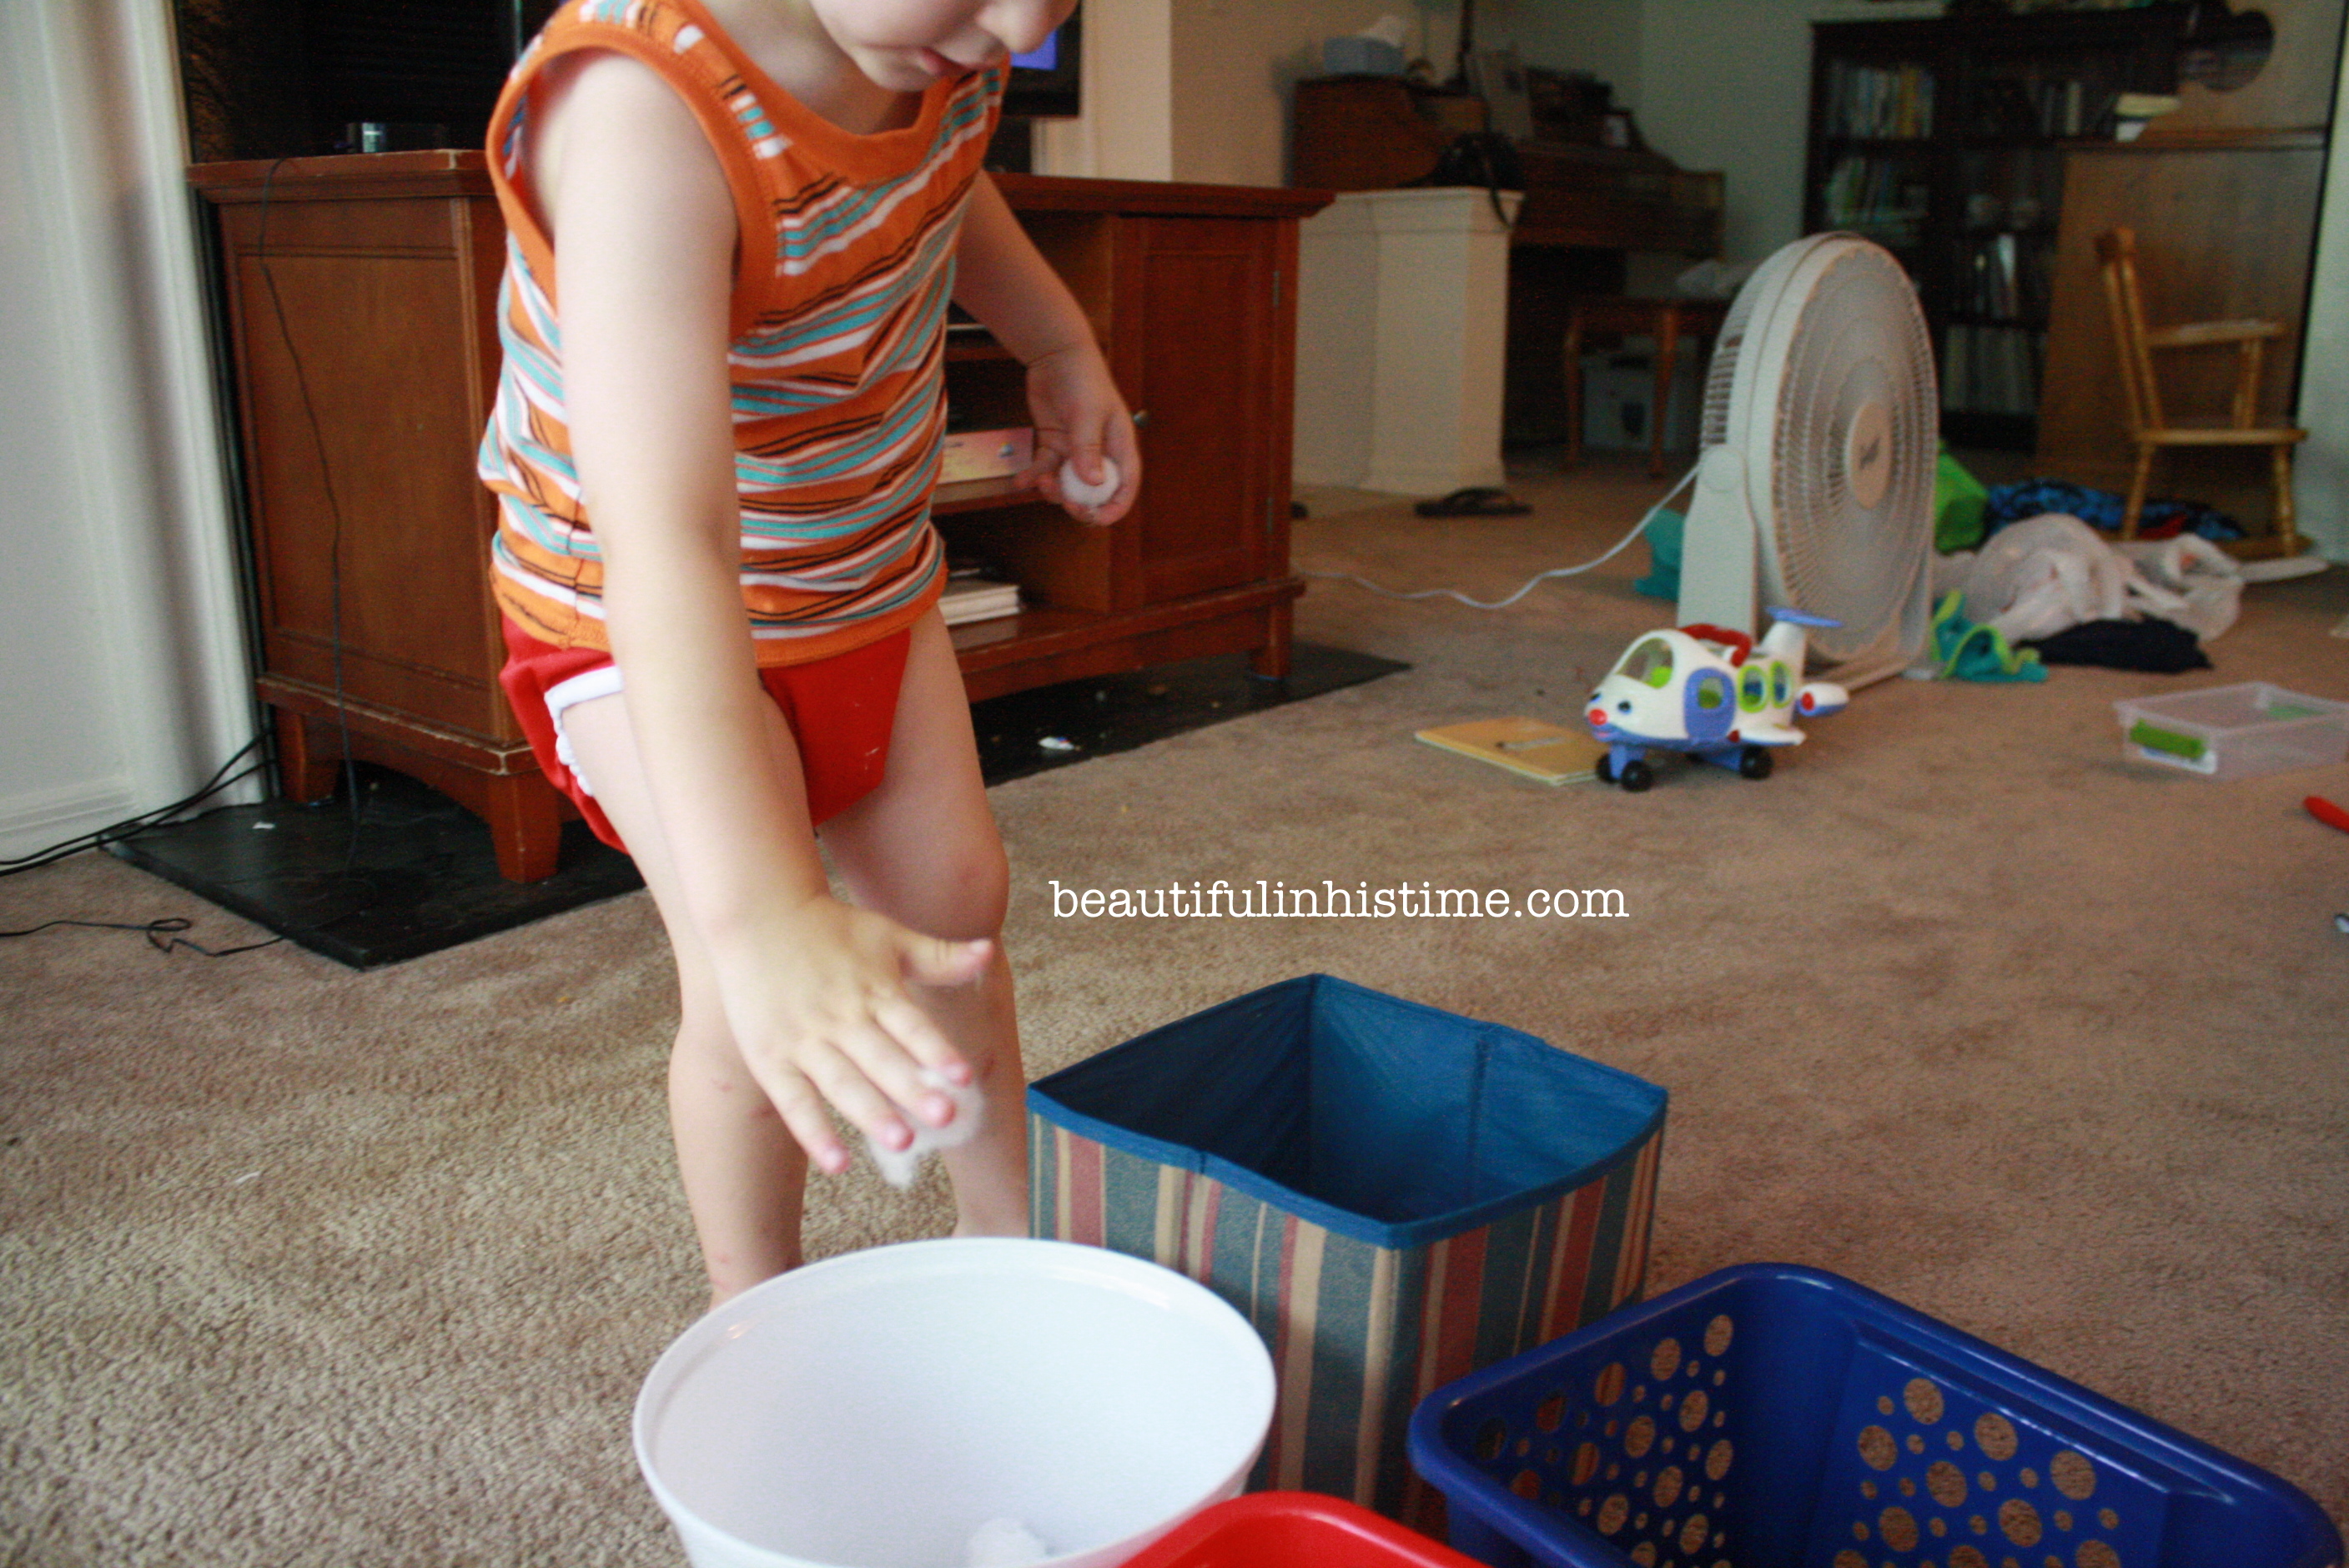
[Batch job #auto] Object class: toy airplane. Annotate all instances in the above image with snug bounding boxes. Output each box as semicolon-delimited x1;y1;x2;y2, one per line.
1584;609;1849;792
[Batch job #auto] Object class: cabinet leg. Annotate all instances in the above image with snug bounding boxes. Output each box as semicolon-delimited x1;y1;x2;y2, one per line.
1562;315;1587;470
482;775;571;884
1649;313;1682;480
274;708;341;803
1249;603;1295;681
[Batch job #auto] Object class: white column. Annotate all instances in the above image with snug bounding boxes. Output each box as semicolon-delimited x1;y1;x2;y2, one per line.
1292;196;1379;489
1294;187;1520;497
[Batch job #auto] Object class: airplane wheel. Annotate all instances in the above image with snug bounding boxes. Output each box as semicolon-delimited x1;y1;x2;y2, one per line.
1738;746;1773;780
1618;760;1654;793
1594;755;1616;784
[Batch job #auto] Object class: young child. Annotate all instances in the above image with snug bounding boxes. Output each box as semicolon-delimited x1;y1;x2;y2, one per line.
476;0;1137;1306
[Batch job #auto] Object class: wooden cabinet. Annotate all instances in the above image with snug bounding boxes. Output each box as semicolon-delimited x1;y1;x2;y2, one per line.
943;177;1324;701
187;154;541;869
189;155;1325;877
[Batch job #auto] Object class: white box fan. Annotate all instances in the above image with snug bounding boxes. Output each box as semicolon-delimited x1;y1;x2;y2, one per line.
1677;233;1939;689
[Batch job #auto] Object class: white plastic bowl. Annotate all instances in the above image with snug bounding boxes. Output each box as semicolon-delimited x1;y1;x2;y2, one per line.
634;1239;1276;1568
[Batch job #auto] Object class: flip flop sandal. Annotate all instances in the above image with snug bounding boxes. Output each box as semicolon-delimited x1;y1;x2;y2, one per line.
1414;486;1531;518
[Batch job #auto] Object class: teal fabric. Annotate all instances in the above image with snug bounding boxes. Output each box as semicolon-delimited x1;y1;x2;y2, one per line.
1635;509;1684;601
1928;591;2045;682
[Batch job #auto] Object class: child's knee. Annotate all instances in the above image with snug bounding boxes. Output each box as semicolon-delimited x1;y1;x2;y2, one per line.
868;836;1005;942
926;838;1009;940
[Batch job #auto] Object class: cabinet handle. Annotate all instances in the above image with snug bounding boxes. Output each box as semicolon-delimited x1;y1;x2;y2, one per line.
1132;410;1150;428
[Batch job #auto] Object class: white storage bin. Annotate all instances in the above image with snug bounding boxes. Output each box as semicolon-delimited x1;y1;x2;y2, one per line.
2114;682;2349;780
634;1239;1275;1568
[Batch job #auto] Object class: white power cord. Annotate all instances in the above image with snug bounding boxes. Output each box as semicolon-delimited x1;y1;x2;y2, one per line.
1300;465;1698;610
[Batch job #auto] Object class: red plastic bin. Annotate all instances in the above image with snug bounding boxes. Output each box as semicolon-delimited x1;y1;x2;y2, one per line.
1124;1493;1487;1568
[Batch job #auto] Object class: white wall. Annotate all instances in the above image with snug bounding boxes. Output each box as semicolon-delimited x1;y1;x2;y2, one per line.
1;2;254;862
1623;0;1814;265
1033;0;1176;180
1514;0;1643;127
1168;0;1452;188
1517;0;1936;269
2294;33;2349;560
1035;0;1471;186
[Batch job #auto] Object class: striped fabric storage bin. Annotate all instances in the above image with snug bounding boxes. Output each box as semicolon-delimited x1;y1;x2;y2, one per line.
1028;976;1667;1525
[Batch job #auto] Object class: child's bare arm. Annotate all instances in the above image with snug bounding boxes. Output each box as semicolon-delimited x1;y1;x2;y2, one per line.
953;172;1140;525
541;53;982;1172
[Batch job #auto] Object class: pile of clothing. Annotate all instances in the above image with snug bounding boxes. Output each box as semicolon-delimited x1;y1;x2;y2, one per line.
1933;512;2244;673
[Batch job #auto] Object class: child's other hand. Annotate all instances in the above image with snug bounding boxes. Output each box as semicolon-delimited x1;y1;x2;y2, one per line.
713;896;991;1177
1023;343;1140;526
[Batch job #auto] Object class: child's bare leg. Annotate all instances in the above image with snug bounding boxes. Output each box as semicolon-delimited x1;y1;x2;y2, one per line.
823;612;1029;1236
915;946;1027;1236
557;688;816;1304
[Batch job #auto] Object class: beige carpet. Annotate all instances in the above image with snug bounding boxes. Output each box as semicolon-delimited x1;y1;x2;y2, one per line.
6;455;2346;1564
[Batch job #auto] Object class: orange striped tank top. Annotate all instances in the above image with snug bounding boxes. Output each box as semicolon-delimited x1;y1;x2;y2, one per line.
476;0;1004;664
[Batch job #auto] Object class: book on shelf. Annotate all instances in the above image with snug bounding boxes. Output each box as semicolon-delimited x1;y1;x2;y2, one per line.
1823;59;1934;138
1820;155;1927;244
939;571;1022;627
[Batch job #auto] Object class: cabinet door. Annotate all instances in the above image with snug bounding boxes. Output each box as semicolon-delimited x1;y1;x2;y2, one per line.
221;190;515;741
1119;216;1282;606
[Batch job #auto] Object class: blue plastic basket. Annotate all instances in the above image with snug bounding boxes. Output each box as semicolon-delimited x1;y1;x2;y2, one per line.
1408;1264;2341;1568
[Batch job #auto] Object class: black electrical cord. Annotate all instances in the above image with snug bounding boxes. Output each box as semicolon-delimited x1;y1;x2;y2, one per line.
0;917;282;958
0;739;268;878
0;740;284;956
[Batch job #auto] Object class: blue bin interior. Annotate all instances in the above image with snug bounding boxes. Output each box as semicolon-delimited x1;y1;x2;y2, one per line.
1028;974;1666;1247
1408;1264;2342;1568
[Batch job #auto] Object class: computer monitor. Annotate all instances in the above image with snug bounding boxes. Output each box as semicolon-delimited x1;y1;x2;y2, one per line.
1003;12;1081;119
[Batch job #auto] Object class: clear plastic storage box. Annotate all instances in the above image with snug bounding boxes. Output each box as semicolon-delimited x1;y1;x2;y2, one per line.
2114;682;2349;780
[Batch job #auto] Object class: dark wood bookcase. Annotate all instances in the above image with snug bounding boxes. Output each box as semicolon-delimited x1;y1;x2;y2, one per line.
1806;6;2198;450
189;154;1325;881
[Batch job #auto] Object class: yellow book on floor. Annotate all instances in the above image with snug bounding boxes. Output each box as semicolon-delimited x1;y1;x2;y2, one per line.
1416;717;1605;786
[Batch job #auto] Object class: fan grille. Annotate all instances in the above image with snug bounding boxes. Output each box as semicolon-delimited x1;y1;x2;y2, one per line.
1758;243;1936;669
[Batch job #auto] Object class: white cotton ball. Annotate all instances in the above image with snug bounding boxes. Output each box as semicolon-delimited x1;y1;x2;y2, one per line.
866;1069;984;1189
967;1517;1050;1568
1058;457;1120;509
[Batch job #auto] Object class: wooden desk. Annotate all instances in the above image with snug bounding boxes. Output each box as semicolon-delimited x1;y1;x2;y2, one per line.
1563;297;1728;477
190;154;1325;880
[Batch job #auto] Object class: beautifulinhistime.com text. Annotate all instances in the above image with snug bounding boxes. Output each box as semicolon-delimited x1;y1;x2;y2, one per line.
1045;880;1629;919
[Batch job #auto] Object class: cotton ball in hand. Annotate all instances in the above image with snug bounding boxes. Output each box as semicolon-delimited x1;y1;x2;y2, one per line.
1058;456;1120;509
866;1068;984;1189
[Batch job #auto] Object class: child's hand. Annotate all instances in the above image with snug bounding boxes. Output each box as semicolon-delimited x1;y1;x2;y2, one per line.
1023;343;1140;526
712;895;993;1176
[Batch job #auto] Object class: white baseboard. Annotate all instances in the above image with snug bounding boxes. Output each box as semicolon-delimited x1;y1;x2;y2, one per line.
0;776;140;863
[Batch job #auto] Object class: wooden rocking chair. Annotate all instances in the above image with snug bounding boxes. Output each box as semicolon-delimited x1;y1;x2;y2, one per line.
2094;226;2305;555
